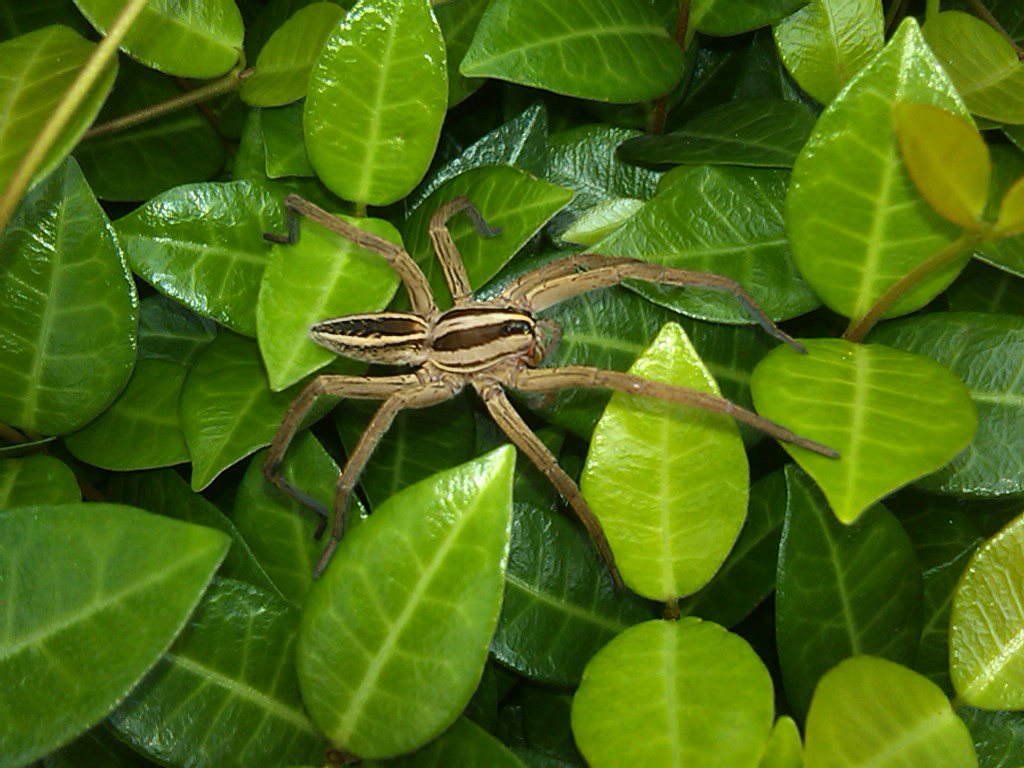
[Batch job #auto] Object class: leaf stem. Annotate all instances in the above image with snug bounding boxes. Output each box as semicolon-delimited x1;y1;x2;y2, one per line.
843;231;978;342
649;0;690;135
964;0;1024;58
0;0;150;234
0;422;27;444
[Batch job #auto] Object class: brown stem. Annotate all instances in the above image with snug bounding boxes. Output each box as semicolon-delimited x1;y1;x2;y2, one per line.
0;422;27;444
965;0;1023;58
649;0;691;135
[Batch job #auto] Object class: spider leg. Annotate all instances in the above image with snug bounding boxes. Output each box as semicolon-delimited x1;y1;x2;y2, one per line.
429;196;502;305
500;253;805;353
264;194;437;316
513;366;839;458
473;381;623;587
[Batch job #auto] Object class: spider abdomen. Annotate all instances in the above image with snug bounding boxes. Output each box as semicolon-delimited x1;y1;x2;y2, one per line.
310;312;430;365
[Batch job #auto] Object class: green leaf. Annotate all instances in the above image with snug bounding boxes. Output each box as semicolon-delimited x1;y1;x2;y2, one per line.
691;0;808;37
803;656;977;768
996;175;1024;236
776;466;923;719
581;323;748;601
950;510;1024;709
772;0;884;104
364;717;526;768
976;144;1024;276
0;157;137;435
110;579;324;768
786;18;970;321
946;261;1024;314
592;165;820;323
241;3;345;107
0;25;117;194
869;312;1024;496
571;618;775;768
257;214;401;391
137;294;218;365
73;0;244;78
0;454;79;508
116;180;283;336
0;503;229;767
491;503;654;686
561;197;645;246
45;726;156;768
893;102;990;230
181;332;299;490
750;337;977;523
957;707;1024;768
64;359;189;470
435;0;491;106
304;0;447;205
618;99;816;168
261;103;315;179
923;11;1024;125
758;716;802;768
296;446;514;758
460;0;685;103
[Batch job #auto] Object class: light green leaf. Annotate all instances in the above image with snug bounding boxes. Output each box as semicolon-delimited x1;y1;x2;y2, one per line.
0;503;229;768
750;338;977;523
561;197;645;246
581;323;748;601
691;0;808;37
297;446;514;758
0;454;79;509
460;0;685;103
759;716;803;768
950;510;1024;709
786;18;970;321
804;656;977;768
364;717;525;768
305;0;447;205
571;618;775;768
996;175;1024;236
261;103;315;179
0;157;137;435
73;0;243;78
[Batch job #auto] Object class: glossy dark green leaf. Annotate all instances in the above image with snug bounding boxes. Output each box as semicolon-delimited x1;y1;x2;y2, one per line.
0;1;93;39
297;446;514;758
44;725;157;768
946;261;1024;314
498;683;584;767
776;466;923;719
492;503;653;686
364;717;526;768
0;157;137;435
261;103;315;179
241;3;345;107
786;19;969;322
976;144;1024;277
110;578;323;767
117;180;283;336
958;707;1024;768
691;0;807;37
461;0;685;103
73;0;244;78
869;312;1024;496
619;99;815;168
772;0;884;104
0;503;229;767
592;165;819;323
305;0;447;205
137;294;218;365
0;455;79;509
435;0;491;106
180;333;299;490
572;618;775;768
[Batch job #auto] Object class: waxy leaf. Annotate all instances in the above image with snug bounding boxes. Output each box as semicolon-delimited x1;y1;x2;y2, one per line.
773;0;884;104
460;0;685;103
117;181;283;336
137;294;217;365
946;261;1024;315
261;104;315;179
0;454;79;508
691;0;808;37
73;0;244;78
435;0;490;106
561;198;645;246
364;717;525;768
786;19;969;321
572;618;775;768
776;466;923;719
110;579;324;768
957;707;1024;767
804;656;977;768
297;446;514;758
750;338;977;523
305;0;447;205
950;510;1024;709
0;503;229;767
0;157;137;435
581;323;748;601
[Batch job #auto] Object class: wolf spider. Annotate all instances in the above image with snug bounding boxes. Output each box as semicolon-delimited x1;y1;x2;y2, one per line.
263;194;836;584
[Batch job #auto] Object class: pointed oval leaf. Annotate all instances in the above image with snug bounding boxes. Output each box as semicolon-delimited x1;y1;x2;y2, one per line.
772;0;884;104
750;337;977;523
116;181;283;336
435;0;490;107
296;446;515;758
305;0;447;205
581;323;748;601
0;157;137;435
240;3;345;107
0;503;229;767
759;716;802;768
893;102;990;230
572;618;775;768
950;510;1024;709
364;717;526;768
804;656;977;768
996;175;1024;237
561;197;645;246
691;0;808;37
137;294;218;365
110;579;324;767
261;103;315;179
460;0;685;103
73;0;243;78
786;19;970;321
0;454;79;508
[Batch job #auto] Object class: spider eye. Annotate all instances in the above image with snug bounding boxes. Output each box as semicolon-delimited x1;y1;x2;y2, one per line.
504;320;531;335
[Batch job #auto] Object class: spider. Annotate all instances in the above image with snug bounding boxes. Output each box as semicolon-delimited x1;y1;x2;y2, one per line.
263;194;837;584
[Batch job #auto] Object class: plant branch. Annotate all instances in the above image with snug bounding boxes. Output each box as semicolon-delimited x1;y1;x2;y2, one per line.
649;0;690;135
965;0;1024;58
